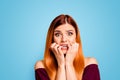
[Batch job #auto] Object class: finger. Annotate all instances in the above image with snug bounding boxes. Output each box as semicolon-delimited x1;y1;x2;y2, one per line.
68;42;71;50
54;44;59;53
50;43;56;49
57;46;63;55
74;43;79;48
50;43;58;54
73;43;79;53
67;40;72;52
72;43;77;50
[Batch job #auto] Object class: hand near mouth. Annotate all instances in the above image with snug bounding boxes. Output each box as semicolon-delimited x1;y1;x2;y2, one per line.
50;43;65;67
50;42;79;67
65;42;79;66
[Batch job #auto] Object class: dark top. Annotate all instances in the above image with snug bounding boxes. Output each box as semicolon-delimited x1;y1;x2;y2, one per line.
35;64;100;80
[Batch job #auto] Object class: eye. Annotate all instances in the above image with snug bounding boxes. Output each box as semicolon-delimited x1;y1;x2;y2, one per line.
54;33;61;37
68;32;73;36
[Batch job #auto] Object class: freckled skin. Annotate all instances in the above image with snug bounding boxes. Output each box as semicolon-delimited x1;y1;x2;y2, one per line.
53;23;76;54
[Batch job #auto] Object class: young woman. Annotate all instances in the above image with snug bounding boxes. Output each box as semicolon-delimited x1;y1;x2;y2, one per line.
34;14;100;80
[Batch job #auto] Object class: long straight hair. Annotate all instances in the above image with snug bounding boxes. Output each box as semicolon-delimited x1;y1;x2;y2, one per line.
44;14;85;80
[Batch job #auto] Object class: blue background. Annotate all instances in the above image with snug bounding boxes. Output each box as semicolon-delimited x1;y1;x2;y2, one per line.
0;0;120;80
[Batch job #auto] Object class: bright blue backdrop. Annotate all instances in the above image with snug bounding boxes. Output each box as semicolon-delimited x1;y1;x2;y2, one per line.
0;0;120;80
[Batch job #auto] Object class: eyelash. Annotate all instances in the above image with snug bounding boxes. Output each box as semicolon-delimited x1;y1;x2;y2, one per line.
54;33;61;37
54;32;73;37
68;32;73;36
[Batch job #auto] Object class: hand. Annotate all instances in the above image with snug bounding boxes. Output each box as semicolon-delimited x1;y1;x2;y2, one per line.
50;43;65;67
65;42;79;66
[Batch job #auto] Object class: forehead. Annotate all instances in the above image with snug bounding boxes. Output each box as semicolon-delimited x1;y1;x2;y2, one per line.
54;23;75;31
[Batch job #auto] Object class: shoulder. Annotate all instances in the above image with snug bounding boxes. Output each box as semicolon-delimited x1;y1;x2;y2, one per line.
34;60;45;70
85;57;98;67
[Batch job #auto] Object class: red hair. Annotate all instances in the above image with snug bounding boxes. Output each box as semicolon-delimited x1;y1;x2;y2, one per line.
43;14;85;80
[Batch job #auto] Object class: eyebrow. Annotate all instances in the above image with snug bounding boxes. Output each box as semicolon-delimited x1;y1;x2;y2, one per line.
54;30;61;32
66;30;74;32
54;30;74;32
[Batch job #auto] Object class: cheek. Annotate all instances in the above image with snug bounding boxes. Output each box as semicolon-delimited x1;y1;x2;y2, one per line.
69;38;76;42
54;37;61;44
68;36;76;43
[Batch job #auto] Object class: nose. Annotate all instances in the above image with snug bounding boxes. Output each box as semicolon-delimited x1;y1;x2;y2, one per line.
61;35;67;42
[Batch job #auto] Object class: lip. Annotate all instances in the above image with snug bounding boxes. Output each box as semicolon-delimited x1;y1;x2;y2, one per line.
60;44;68;50
60;44;68;46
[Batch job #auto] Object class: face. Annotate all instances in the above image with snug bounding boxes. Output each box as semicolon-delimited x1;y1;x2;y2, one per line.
53;23;76;54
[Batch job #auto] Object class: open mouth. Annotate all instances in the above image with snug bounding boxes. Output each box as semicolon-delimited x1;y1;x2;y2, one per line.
60;44;68;50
